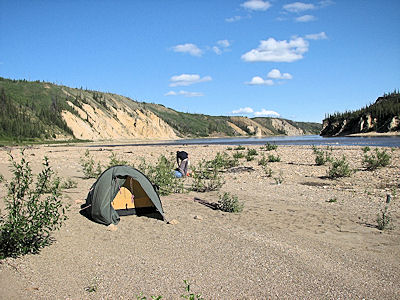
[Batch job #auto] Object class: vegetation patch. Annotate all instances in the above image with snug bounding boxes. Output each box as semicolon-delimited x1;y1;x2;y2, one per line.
362;148;391;170
217;192;244;213
328;156;353;178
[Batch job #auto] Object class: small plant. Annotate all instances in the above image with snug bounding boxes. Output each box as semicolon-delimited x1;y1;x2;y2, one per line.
80;150;103;179
190;160;224;192
263;143;278;151
258;154;268;166
0;174;3;183
217;192;243;213
245;148;258;161
362;146;371;153
363;148;391;171
181;280;204;300
262;165;273;177
206;152;238;169
138;155;184;196
327;197;337;203
61;178;78;190
107;152;128;168
232;151;245;159
268;154;281;162
274;171;284;185
226;147;233;151
377;194;393;230
234;145;245;151
312;145;332;166
0;150;68;259
84;276;98;293
328;156;353;178
136;293;162;300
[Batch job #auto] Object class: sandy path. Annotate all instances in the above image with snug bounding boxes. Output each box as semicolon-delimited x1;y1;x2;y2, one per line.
0;144;399;299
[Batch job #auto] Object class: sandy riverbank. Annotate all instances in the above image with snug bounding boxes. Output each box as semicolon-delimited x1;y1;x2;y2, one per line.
0;144;399;299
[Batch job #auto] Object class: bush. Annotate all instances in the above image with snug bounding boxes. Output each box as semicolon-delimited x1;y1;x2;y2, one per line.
138;155;184;196
262;165;273;177
107;152;128;168
190;160;224;192
312;145;332;166
268;154;281;162
232;151;245;159
60;178;78;190
234;145;245;150
263;143;278;151
328;156;353;178
0;174;4;183
363;148;391;170
377;194;393;230
246;148;258;161
217;192;243;213
206;152;238;169
80;150;103;179
0;151;68;259
258;154;268;166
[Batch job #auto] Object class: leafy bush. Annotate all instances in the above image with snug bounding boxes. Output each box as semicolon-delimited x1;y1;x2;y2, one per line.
107;152;128;168
263;143;278;151
190;160;224;192
312;145;332;166
258;154;268;166
0;174;4;183
262;165;273;177
206;152;238;169
234;145;245;150
232;151;245;159
0;151;68;259
246;148;258;161
80;150;103;179
267;154;281;162
61;178;78;189
377;194;393;230
328;156;353;178
138;155;184;196
363;148;391;170
217;192;244;213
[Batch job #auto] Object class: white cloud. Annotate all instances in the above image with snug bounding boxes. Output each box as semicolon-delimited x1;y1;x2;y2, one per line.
169;74;212;87
283;2;315;13
246;76;274;86
217;40;230;48
232;107;254;114
212;46;222;55
172;43;203;56
165;90;204;97
241;0;271;11
305;32;328;40
319;0;335;8
295;14;316;22
241;37;309;63
267;69;293;79
254;109;280;117
226;15;243;22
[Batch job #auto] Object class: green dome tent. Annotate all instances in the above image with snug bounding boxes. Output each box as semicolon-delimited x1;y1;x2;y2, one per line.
83;165;165;225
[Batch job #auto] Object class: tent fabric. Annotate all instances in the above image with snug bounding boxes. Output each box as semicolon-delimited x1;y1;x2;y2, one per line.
84;165;165;225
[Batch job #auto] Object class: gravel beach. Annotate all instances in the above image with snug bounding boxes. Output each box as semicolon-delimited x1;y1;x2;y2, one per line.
0;143;399;299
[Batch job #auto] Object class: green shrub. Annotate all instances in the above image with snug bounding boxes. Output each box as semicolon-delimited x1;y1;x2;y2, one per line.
61;178;78;190
263;143;278;151
268;154;281;162
217;192;243;213
234;145;245;150
107;152;128;168
258;154;268;166
363;148;391;170
206;152;238;169
80;150;103;179
226;147;233;151
377;194;393;230
138;155;184;196
312;145;332;166
362;146;371;153
232;151;245;159
328;156;353;178
245;148;258;161
0;174;4;183
190;160;224;192
0;151;68;259
262;165;273;177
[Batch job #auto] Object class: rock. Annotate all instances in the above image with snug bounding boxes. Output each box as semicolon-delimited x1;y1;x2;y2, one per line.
194;215;203;220
106;224;118;232
168;219;179;225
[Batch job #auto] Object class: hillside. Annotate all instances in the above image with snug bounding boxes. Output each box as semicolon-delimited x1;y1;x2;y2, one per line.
0;78;320;142
321;91;400;136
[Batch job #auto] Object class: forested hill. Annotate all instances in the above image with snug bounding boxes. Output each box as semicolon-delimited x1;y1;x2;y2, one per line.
321;91;400;136
0;77;321;142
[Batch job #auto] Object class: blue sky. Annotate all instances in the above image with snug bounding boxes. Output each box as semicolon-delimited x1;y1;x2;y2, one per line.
1;0;399;122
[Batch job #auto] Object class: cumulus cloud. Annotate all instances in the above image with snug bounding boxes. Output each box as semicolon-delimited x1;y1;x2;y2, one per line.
267;69;293;79
217;40;230;48
212;40;231;55
283;2;315;13
254;109;281;117
241;0;271;11
232;107;254;114
169;74;212;87
226;15;243;22
295;14;316;22
241;37;309;63
172;43;203;56
246;76;274;86
305;32;328;40
164;90;204;97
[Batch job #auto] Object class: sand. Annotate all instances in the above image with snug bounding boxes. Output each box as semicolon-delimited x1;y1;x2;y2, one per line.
0;143;399;299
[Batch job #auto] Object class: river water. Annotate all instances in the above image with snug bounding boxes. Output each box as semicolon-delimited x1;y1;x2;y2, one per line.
93;135;400;148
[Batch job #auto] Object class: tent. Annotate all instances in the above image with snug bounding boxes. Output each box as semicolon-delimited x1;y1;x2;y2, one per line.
83;165;165;225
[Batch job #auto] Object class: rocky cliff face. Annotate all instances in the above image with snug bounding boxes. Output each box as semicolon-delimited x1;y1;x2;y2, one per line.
61;88;177;140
